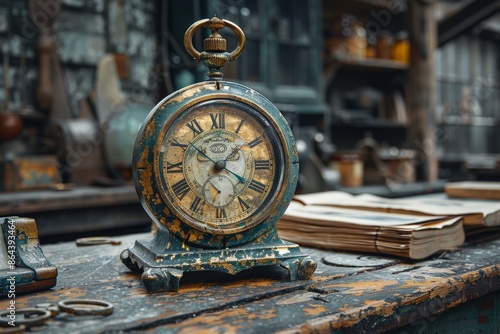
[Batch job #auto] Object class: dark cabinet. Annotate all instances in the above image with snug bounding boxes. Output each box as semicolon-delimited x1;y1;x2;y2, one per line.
208;0;324;114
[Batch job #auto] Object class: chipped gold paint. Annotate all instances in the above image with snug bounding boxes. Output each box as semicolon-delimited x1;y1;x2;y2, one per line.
165;307;277;334
400;265;500;301
334;279;398;297
167;219;184;235
294;299;397;333
276;292;317;305
143;121;156;141
193;259;203;271
151;193;160;205
218;263;235;273
16;218;38;239
285;265;500;333
308;274;346;284
364;299;397;317
13;288;89;309
139;173;153;204
168;84;215;104
304;305;328;315
419;265;458;276
136;146;150;169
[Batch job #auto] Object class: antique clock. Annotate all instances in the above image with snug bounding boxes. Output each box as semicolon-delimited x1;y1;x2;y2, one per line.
121;17;317;293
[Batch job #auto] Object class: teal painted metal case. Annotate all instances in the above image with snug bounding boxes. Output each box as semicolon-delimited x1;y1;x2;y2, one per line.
0;217;57;297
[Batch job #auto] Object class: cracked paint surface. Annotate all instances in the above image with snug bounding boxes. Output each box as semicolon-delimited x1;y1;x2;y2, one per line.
2;234;500;333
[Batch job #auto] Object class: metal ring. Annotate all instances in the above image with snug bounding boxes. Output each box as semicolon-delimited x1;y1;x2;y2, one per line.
75;237;121;246
183;17;246;61
36;303;59;317
57;299;114;316
0;308;51;327
0;324;26;333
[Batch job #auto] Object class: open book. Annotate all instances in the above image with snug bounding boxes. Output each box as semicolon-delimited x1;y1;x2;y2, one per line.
278;201;464;260
292;191;500;227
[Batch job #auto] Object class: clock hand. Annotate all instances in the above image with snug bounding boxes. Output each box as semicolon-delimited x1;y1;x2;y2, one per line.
189;142;216;164
224;168;246;184
209;180;221;194
189;142;246;184
209;184;219;200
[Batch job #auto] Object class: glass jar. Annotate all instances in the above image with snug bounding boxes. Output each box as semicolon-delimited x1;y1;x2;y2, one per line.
324;14;366;60
392;31;410;63
376;30;393;59
330;152;363;187
365;34;377;58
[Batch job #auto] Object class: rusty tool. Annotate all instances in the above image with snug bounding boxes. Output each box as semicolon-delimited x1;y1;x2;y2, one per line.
0;43;23;142
29;0;60;112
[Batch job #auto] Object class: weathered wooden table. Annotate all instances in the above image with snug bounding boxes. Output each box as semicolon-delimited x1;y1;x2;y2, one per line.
2;231;500;333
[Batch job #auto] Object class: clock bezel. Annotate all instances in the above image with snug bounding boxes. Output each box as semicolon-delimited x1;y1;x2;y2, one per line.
133;80;299;248
157;99;285;234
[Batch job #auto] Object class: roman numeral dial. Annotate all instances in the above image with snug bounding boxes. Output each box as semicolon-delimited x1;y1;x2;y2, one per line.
186;119;204;136
159;100;282;233
210;113;225;129
166;161;183;173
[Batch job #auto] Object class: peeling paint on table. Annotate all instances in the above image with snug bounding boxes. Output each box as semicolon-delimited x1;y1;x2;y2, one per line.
1;232;500;333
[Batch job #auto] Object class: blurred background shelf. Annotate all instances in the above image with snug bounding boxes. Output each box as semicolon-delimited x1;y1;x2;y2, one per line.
0;185;151;243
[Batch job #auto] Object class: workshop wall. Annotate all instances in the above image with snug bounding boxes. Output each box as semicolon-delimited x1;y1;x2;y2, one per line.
0;0;158;119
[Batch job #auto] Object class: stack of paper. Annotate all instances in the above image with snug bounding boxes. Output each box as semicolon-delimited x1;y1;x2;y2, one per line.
279;190;500;259
445;181;500;200
292;191;500;226
278;200;464;260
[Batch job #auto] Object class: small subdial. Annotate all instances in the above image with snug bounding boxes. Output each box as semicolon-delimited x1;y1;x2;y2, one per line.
203;174;235;208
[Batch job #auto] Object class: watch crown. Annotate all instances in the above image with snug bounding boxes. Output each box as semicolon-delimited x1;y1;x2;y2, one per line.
185;16;246;80
203;36;227;52
203;16;227;52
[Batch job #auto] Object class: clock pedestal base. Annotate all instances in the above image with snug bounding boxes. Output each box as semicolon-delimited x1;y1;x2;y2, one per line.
121;227;317;293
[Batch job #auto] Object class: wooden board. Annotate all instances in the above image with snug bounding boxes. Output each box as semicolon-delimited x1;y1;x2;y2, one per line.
0;185;140;215
0;186;150;240
446;181;500;200
2;230;500;333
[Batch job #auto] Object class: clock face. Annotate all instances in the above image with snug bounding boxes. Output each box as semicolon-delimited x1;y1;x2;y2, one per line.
157;99;284;234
